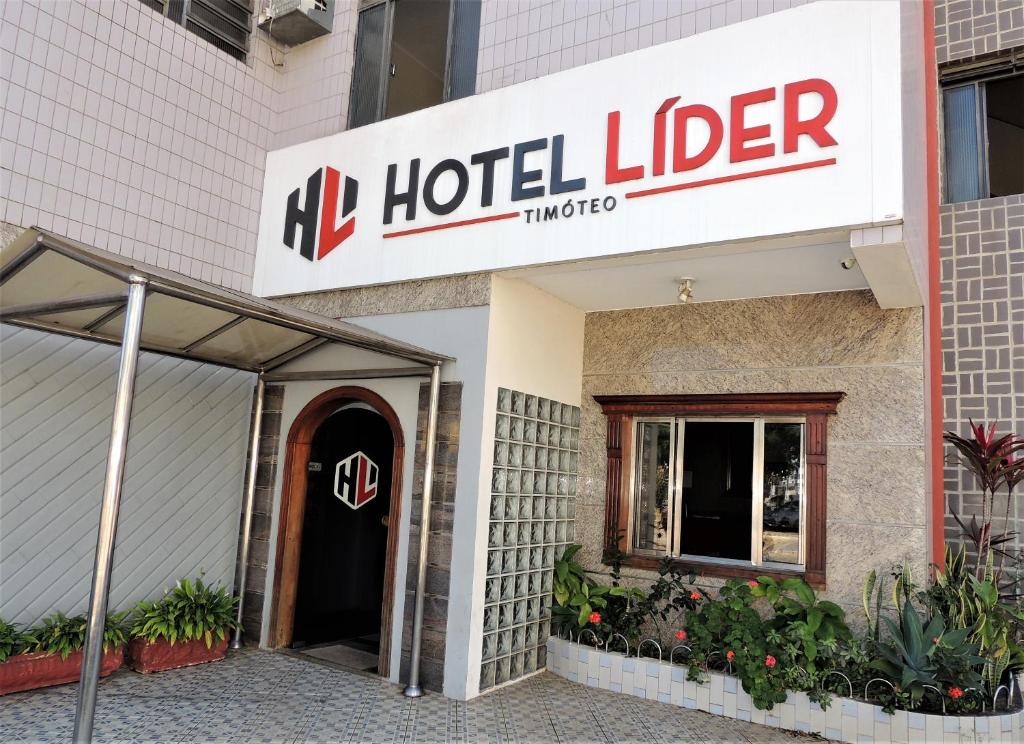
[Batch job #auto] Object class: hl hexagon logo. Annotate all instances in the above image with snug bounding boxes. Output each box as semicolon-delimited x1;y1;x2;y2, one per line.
334;451;378;510
283;166;358;262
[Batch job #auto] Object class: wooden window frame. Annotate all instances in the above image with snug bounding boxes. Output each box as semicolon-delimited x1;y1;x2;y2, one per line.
594;392;845;589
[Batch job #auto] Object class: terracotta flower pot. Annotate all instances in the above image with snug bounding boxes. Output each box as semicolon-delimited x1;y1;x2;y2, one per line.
0;646;123;696
127;634;229;673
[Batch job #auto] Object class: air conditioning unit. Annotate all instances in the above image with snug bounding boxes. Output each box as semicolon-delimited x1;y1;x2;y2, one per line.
259;0;334;46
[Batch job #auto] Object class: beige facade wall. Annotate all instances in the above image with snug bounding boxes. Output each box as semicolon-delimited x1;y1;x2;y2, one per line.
575;290;927;617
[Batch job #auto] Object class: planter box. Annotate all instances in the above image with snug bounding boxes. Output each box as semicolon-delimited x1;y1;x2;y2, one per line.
127;635;229;673
0;647;123;696
546;637;1024;743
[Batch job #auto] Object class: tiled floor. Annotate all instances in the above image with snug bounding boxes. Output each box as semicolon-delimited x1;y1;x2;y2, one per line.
0;650;798;743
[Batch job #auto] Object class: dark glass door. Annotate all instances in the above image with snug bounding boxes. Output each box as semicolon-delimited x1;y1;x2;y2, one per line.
292;407;393;649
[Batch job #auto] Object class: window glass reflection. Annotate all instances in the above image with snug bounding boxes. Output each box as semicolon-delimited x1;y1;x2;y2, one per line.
633;422;671;553
762;422;803;564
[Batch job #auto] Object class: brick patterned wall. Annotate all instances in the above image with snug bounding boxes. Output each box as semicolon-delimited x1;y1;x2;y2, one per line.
940;195;1024;558
934;0;1024;64
475;0;811;93
400;382;463;693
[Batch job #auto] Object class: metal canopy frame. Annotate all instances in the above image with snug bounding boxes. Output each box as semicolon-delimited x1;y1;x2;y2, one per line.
0;229;447;740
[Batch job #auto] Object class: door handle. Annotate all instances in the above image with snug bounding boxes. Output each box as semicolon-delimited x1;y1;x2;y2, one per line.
381;514;390;527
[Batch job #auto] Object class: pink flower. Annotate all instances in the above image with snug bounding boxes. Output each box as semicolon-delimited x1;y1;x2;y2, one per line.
948;687;964;700
675;630;687;641
690;591;702;600
726;650;735;662
764;655;777;669
747;580;758;588
588;611;601;624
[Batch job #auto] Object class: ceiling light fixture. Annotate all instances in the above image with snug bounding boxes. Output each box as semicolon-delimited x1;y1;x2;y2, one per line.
840;257;857;270
677;277;695;304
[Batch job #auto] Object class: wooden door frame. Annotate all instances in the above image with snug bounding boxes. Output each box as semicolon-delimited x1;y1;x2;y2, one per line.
268;386;406;677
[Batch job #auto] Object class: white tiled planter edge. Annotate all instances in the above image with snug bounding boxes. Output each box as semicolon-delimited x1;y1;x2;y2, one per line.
546;637;1024;743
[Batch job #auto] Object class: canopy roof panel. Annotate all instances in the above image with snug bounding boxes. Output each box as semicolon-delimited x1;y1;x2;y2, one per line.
0;229;449;371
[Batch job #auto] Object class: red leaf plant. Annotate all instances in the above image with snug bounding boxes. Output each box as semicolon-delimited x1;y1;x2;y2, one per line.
943;420;1024;583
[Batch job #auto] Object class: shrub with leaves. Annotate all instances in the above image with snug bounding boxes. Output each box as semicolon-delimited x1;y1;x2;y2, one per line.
130;577;238;648
1;617;30;663
924;545;1024;695
603;546;699;646
552;545;638;634
871;599;983;711
753;576;853;705
683;580;789;710
26;611;129;660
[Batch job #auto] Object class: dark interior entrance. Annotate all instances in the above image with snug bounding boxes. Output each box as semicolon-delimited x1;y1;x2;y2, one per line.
291;405;393;670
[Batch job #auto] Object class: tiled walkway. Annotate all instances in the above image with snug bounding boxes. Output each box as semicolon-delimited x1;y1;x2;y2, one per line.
1;650;798;743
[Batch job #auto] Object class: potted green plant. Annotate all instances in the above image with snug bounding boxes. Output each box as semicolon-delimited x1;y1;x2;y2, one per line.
0;613;127;695
127;577;239;673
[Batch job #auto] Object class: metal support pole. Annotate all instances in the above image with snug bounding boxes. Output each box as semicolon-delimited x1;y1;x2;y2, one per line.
231;374;265;649
403;362;442;698
72;277;147;743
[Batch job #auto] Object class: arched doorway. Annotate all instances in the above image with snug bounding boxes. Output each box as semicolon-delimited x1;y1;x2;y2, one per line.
269;387;405;677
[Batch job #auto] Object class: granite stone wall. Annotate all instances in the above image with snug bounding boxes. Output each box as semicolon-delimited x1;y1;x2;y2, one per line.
575;291;926;617
277;274;491;317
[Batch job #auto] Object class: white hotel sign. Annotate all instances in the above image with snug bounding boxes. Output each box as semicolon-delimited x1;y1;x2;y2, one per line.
253;1;903;297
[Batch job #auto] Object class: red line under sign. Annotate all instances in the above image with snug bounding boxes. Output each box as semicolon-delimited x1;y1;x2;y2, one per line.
383;211;521;239
624;158;838;199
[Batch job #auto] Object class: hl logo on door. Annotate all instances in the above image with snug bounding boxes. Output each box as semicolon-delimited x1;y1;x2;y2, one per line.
283;167;359;262
334;451;378;509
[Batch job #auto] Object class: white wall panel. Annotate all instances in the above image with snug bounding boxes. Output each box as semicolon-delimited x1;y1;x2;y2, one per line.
0;324;253;625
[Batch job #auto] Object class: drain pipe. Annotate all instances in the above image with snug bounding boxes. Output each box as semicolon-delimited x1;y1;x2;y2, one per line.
231;374;265;649
403;362;442;698
73;277;148;743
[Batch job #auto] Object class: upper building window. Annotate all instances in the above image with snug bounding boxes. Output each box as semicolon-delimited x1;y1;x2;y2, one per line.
140;0;251;62
348;0;481;129
941;60;1024;203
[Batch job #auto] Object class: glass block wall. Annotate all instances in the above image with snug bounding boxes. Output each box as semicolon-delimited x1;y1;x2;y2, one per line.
480;388;580;691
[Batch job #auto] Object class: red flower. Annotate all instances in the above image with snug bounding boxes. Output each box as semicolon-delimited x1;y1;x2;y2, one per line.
588;611;601;624
690;591;702;600
764;655;777;669
726;650;735;662
675;630;687;641
747;580;758;588
948;687;964;700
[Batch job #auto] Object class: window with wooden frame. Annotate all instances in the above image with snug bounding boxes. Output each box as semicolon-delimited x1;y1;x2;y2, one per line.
594;393;844;588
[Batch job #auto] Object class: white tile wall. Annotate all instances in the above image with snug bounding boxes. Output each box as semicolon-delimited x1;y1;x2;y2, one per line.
475;0;812;93
269;3;358;150
0;0;357;292
547;637;1024;743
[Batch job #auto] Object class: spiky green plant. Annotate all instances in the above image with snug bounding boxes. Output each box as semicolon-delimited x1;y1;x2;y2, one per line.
863;569;887;642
